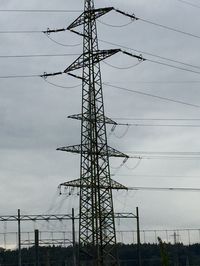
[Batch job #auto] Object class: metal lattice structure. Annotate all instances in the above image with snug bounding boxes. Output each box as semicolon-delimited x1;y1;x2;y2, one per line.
56;1;129;265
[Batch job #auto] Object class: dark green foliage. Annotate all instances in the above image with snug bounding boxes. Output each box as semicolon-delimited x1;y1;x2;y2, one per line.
0;243;199;265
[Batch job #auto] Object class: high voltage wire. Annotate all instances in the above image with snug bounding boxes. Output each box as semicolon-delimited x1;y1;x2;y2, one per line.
115;9;200;40
177;0;200;9
116;123;200;127
1;46;200;77
125;151;200;155
127;186;200;192
108;80;200;84
0;7;200;42
0;33;199;75
0;9;82;13
100;40;200;74
130;156;200;160
0;53;79;58
114;174;200;178
0;75;197;109
127;153;200;160
113;118;200;121
0;30;43;34
104;83;200;108
0;74;39;79
0;75;199;110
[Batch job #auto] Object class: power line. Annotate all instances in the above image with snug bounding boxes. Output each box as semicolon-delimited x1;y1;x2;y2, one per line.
125;151;200;155
98;19;133;28
100;40;200;74
127;186;200;192
115;9;200;40
0;53;79;58
116;123;200;127
0;9;82;13
177;0;200;9
0;74;39;79
45;34;81;47
43;78;81;89
103;60;141;70
104;83;200;108
128;155;200;160
0;30;43;34
106;80;200;84
122;50;200;75
113;118;200;121
114;174;200;179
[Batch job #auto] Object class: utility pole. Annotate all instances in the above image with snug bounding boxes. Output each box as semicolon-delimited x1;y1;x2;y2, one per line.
56;1;128;265
136;207;142;266
17;209;21;266
35;229;39;266
72;208;76;266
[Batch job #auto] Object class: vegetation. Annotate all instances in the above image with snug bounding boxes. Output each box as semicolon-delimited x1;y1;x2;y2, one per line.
0;243;199;265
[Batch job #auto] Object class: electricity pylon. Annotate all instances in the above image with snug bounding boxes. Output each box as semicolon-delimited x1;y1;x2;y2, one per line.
43;0;129;265
59;1;129;265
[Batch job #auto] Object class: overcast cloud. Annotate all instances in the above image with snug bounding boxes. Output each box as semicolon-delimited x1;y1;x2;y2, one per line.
0;0;200;245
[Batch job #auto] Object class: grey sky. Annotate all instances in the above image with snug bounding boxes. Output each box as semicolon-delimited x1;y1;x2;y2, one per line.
0;0;200;245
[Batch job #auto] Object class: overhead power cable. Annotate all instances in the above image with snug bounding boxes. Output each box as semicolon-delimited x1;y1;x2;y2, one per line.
0;74;40;79
125;151;200;155
122;50;200;75
100;40;200;75
113;118;200;121
0;53;79;58
130;156;200;160
0;9;82;13
0;30;43;34
177;0;200;9
45;34;81;47
104;83;200;108
126;153;200;160
116;123;200;128
114;174;200;179
42;78;81;89
115;9;200;40
98;19;133;28
103;60;141;70
110;80;200;84
100;39;200;71
127;186;200;192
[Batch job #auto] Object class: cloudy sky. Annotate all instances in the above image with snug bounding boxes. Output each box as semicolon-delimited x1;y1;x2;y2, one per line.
0;0;200;244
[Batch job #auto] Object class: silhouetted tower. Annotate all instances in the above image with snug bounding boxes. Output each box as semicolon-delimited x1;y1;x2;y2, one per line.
55;1;128;265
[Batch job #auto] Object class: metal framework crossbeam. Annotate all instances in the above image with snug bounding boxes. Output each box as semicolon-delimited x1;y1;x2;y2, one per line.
67;7;114;30
68;114;117;125
59;178;128;190
57;144;129;158
64;49;120;73
0;214;73;222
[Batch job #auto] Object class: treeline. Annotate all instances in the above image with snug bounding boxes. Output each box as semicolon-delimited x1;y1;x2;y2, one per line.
0;243;199;265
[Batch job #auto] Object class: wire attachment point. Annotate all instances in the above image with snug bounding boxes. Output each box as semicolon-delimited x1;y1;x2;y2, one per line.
40;71;63;78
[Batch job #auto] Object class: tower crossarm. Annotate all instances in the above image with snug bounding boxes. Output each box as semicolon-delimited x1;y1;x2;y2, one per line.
59;178;128;190
64;49;120;73
68;7;114;30
57;144;129;158
68;114;117;125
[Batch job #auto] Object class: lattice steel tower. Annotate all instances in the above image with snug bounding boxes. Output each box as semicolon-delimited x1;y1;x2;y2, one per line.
56;1;129;265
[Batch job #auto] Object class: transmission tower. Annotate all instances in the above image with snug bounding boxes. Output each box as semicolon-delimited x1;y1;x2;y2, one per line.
44;0;130;265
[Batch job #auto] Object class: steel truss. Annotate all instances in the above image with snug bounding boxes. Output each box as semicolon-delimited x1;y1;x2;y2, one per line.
55;1;130;265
